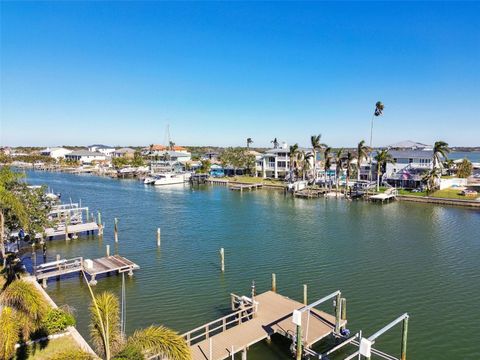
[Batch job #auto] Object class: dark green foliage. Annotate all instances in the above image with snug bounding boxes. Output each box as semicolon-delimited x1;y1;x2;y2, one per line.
112;344;144;360
42;308;76;334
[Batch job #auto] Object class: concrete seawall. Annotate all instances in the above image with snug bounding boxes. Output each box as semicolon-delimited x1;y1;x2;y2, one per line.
397;195;480;208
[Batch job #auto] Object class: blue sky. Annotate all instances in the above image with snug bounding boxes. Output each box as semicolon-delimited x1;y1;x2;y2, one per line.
1;1;479;147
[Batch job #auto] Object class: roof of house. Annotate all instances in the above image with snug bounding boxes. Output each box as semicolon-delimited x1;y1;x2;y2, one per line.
67;150;105;156
88;144;115;149
148;144;187;152
115;147;135;153
41;147;70;152
388;149;433;158
387;140;431;149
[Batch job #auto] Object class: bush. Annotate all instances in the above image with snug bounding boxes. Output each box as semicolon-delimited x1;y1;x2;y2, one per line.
42;308;76;334
112;344;144;360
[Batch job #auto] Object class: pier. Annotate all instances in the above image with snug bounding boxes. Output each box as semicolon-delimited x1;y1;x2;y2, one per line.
229;183;263;192
369;188;398;203
35;255;139;287
180;290;346;360
294;188;327;198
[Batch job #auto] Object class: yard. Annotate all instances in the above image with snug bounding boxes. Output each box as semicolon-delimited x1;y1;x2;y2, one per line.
398;188;479;200
228;175;286;187
15;334;88;360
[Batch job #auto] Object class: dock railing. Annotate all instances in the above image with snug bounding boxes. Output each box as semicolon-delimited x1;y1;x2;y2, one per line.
35;257;83;280
182;303;257;346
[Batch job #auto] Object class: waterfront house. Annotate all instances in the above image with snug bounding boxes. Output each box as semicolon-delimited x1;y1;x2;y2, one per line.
65;150;107;164
113;147;135;159
40;147;72;159
87;144;116;157
255;143;314;179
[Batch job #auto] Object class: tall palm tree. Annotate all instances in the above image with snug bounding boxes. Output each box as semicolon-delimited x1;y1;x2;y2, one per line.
271;138;279;149
432;141;450;170
344;151;356;195
443;159;455;176
246;138;253;149
374;101;385;116
374;149;395;191
323;146;332;189
333;148;344;193
299;151;313;181
310;134;322;183
0;167;28;260
288;144;299;182
356;140;370;181
422;168;441;195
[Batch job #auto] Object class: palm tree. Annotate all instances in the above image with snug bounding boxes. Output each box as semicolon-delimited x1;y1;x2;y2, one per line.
310;134;322;183
169;141;175;150
288;144;299;182
374;101;384;116
432;141;450;170
356;140;370;181
443;159;455;176
422;168;441;195
1;167;28;260
0;306;19;360
333;148;344;193
89;291;123;359
323;146;332;189
127;326;191;360
271;138;279;149
344;151;356;195
246;138;253;149
299;151;313;181
374;150;395;191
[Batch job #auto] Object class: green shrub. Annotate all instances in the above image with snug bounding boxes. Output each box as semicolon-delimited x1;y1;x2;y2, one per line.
42;308;76;334
112;344;144;360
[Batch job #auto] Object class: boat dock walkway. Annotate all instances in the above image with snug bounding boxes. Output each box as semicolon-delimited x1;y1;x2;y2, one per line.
35;255;139;287
44;221;100;239
182;290;346;360
229;183;263;192
294;188;327;198
369;188;398;203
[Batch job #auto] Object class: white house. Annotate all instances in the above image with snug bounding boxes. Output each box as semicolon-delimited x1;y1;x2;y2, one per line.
150;150;191;163
40;147;72;159
87;144;116;157
65;150;107;164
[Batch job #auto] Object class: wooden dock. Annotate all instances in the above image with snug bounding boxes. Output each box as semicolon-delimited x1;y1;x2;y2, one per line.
229;183;263;192
35;255;139;287
369;188;398;203
294;188;326;198
44;221;100;239
182;291;346;360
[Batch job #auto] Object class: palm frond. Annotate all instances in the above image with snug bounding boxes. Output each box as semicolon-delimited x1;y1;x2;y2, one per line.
0;306;20;360
128;325;191;360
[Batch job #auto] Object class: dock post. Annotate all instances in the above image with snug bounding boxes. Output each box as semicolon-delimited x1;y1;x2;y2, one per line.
42;278;47;289
242;348;247;360
334;292;342;334
296;325;302;360
341;298;347;329
97;211;102;226
401;315;409;360
106;244;110;257
303;284;308;305
271;273;276;292
220;248;225;272
86;208;89;223
114;218;118;243
157;228;161;247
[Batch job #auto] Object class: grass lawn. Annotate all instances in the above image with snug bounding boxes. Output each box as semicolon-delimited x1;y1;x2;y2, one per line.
15;334;85;360
398;188;479;200
229;176;286;186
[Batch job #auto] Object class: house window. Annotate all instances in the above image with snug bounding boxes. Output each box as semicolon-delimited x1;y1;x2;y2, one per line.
409;158;413;163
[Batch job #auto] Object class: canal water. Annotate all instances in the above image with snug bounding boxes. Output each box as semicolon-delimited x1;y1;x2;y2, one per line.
24;171;480;359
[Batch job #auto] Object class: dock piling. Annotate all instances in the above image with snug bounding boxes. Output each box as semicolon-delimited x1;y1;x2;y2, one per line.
303;284;308;305
114;218;118;243
220;248;225;272
401;316;409;360
157;228;161;247
106;244;110;257
341;298;347;328
334;292;342;334
97;211;102;226
271;273;276;292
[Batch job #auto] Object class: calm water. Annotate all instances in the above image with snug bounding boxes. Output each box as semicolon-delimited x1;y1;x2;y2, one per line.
450;151;480;162
24;171;480;359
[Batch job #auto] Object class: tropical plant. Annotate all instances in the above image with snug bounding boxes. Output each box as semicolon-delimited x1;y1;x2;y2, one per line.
45;348;96;360
443;159;456;176
42;307;76;334
246;138;253;149
333;148;344;192
432;141;450;170
271;138;279;149
288;144;299;182
198;160;211;174
374;101;384;116
0;306;19;360
374;150;395;191
422;168;441;194
344;151;356;195
356;140;370;181
127;325;191;360
169;141;175;150
323;146;332;189
456;159;473;178
310;134;322;183
131;151;145;167
298;151;313;181
89;291;123;359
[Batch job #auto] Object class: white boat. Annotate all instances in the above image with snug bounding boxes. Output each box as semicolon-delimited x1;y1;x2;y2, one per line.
143;176;157;184
153;173;185;186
